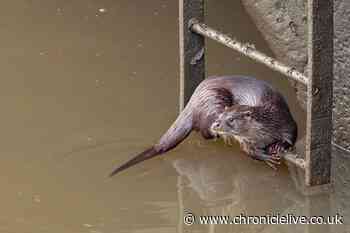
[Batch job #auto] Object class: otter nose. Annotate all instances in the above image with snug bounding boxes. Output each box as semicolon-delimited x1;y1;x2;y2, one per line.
212;121;221;130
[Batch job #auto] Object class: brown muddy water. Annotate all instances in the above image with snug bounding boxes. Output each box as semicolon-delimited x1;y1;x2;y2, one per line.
0;0;349;233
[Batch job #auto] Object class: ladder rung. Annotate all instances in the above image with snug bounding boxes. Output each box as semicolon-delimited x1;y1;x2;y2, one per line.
283;153;306;170
189;19;308;86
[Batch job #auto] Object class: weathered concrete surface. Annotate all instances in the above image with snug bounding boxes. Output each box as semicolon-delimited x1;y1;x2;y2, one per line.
242;0;308;109
331;146;350;232
242;0;350;151
333;0;350;151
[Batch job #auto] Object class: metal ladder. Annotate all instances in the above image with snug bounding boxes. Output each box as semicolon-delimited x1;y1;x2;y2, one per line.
179;0;333;187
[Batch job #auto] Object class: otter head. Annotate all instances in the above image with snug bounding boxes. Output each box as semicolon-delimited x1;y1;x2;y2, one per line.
210;105;262;140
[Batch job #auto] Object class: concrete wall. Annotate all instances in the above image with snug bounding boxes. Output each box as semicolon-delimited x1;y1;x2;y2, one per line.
242;0;350;152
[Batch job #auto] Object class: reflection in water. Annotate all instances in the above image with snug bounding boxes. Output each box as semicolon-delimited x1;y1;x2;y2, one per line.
172;136;348;233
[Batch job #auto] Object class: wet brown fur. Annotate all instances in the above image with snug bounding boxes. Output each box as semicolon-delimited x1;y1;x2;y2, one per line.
110;76;297;176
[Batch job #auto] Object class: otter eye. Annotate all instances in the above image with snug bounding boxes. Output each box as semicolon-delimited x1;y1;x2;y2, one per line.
228;116;234;123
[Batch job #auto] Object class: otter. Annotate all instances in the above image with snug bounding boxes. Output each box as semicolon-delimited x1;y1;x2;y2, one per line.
110;75;297;176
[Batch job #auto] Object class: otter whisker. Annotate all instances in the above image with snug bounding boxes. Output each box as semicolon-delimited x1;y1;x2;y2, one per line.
227;137;233;146
219;133;236;146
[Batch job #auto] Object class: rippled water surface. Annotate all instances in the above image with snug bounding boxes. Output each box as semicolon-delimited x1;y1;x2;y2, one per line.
1;1;349;233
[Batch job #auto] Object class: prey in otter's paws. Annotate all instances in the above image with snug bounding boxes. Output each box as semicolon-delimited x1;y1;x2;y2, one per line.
211;105;296;169
109;76;297;176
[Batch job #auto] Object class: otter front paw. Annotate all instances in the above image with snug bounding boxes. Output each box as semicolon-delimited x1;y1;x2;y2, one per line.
250;152;281;170
264;153;281;170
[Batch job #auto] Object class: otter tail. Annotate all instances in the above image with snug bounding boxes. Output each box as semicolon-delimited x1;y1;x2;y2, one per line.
109;105;193;177
109;146;160;177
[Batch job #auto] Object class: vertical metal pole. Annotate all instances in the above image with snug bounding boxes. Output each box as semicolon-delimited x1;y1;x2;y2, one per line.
305;0;333;186
179;0;205;112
